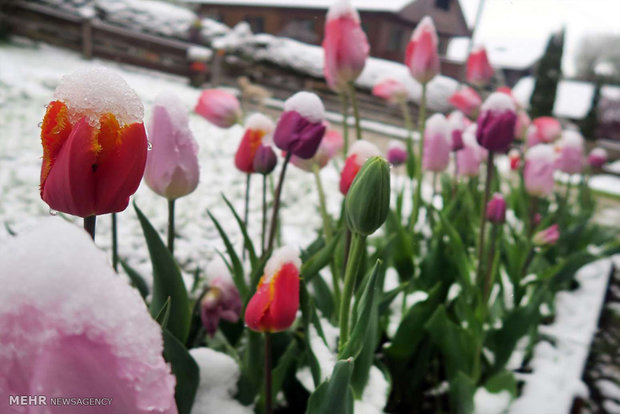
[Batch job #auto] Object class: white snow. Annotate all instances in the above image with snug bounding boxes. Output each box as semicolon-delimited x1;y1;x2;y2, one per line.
347;139;382;160
244;112;275;133
525;144;555;162
283;91;326;123
182;0;412;13
327;0;360;21
447;37;544;70
263;246;301;283
153;90;192;133
187;46;212;62
410;16;437;43
388;139;406;151
424;113;451;141
481;92;516;113
53;66;144;126
189;347;252;414
474;389;512;414
557;130;583;148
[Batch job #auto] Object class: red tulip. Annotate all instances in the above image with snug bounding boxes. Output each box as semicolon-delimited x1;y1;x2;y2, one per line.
405;16;440;84
466;46;494;86
40;100;147;218
340;140;382;195
244;246;301;333
448;87;481;118
234;113;275;173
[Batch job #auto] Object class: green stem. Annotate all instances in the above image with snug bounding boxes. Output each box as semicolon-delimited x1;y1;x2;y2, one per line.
261;174;267;256
243;173;251;260
267;152;291;252
84;215;96;241
168;199;175;256
476;151;494;286
340;93;350;158
313;164;332;241
111;213;118;272
264;332;273;414
348;82;362;141
400;99;416;179
338;232;366;352
483;224;499;302
409;83;428;231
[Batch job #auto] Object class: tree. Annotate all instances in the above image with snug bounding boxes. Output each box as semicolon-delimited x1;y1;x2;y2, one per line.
580;81;601;140
529;29;565;118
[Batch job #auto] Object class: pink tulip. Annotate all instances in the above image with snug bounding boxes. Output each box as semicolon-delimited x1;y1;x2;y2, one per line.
405;16;440;84
554;130;584;175
340;140;381;194
290;127;343;171
323;0;369;91
457;125;484;177
422;114;451;172
200;262;242;337
0;219;177;414
448;111;470;151
524;144;556;197
486;193;506;223
533;224;560;246
145;92;200;200
195;89;241;128
476;92;517;153
527;117;561;146
588;147;608;168
448;87;481;118
372;78;408;104
466;46;494;86
386;140;408;166
508;148;521;170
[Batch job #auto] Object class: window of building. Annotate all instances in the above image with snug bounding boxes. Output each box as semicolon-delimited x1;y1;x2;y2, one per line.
387;27;404;52
279;19;318;43
435;0;451;11
246;16;265;33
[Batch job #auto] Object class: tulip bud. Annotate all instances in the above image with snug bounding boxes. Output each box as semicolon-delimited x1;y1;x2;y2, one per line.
345;156;390;236
290;127;343;172
466;46;494;86
145;92;200;200
340;140;382;194
448;87;481;119
423;113;452;172
508;148;521;170
527;117;561;147
533;224;560;246
588;147;607;168
405;16;440;84
323;0;369;91
448;111;470;152
253;144;277;175
554;130;584;175
195;89;241;128
372;78;409;104
486;193;506;223
244;246;301;332
386;140;408;166
476;92;517;153
200;263;242;337
273;92;326;159
457;125;484;177
524;144;556;197
235;113;275;173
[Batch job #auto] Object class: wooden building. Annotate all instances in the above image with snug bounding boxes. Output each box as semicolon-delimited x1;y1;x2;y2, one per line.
183;0;471;62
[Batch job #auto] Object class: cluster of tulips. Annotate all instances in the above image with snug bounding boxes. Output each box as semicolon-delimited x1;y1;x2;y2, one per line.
18;0;618;413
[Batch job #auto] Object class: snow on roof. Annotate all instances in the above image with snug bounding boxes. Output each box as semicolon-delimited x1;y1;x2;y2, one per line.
447;37;544;69
182;0;414;13
512;76;620;120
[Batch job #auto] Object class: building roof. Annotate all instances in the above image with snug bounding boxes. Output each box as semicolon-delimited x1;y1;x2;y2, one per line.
182;0;415;13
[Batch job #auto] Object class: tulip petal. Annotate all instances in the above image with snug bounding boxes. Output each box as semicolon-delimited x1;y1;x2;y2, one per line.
40;101;73;187
264;263;299;332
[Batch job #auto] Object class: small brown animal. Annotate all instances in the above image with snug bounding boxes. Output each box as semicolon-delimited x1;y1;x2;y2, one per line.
237;76;272;106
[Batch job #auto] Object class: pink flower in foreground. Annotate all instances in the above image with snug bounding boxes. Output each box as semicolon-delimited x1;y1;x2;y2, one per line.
0;219;177;414
533;224;560;246
524;144;556;197
448;87;481;118
508;148;521;170
405;16;440;84
476;92;517;153
554;130;584;175
290;127;343;171
486;193;506;223
340;140;382;194
386;140;408;166
527;117;562;147
457;125;484;177
195;89;241;128
145;91;200;200
466;46;494;86
200;261;242;337
588;147;608;168
372;78;409;104
323;0;369;91
423;114;452;172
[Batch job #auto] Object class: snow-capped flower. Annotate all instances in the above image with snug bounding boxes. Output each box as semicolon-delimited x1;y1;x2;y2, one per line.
533;224;560;246
323;0;369;91
527;116;562;147
448;86;481;118
290;127;343;172
524;144;556;197
39;67;147;218
508;148;521;170
386;140;408;166
423;114;451;172
466;46;494;86
476;92;517;153
340;140;382;194
554;130;585;175
588;147;608;168
457;125;484;177
486;193;506;223
244;246;301;332
235;113;275;173
273;92;326;159
145;91;200;200
372;78;408;104
448;110;470;151
0;219;177;413
405;16;440;84
195;89;242;128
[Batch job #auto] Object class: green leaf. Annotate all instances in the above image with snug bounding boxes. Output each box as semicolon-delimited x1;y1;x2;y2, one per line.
306;359;355;414
208;210;248;299
436;209;474;290
449;372;475;414
300;232;342;282
155;296;171;329
485;370;517;397
120;259;149;299
311;273;335;319
379;282;409;315
222;194;258;267
271;339;299;400
134;203;190;343
162;329;199;414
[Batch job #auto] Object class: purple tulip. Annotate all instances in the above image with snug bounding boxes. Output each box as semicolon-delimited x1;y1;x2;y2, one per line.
200;268;242;337
253;144;278;175
273;92;326;159
386;140;408;166
486;193;506;223
524;144;556;197
476;92;517;153
588;147;607;168
423;114;451;172
448;111;469;151
145;92;200;200
554;130;584;175
533;224;560;246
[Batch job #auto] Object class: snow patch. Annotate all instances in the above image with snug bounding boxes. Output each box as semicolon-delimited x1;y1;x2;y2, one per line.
481;92;516;113
283;91;326;123
264;246;301;283
244;113;275;133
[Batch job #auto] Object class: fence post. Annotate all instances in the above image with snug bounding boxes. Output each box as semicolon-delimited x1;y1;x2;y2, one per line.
187;46;212;88
79;8;95;59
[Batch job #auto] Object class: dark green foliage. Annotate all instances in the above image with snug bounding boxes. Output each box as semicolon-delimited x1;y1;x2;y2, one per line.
530;29;565;118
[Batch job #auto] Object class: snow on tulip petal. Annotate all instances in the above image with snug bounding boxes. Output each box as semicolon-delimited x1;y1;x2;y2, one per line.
274;92;326;159
457;125;483;177
386;140;408;166
476;92;517;153
340;140;382;194
0;218;177;414
423;113;451;172
524;144;556;197
554;130;584;175
588;147;607;168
